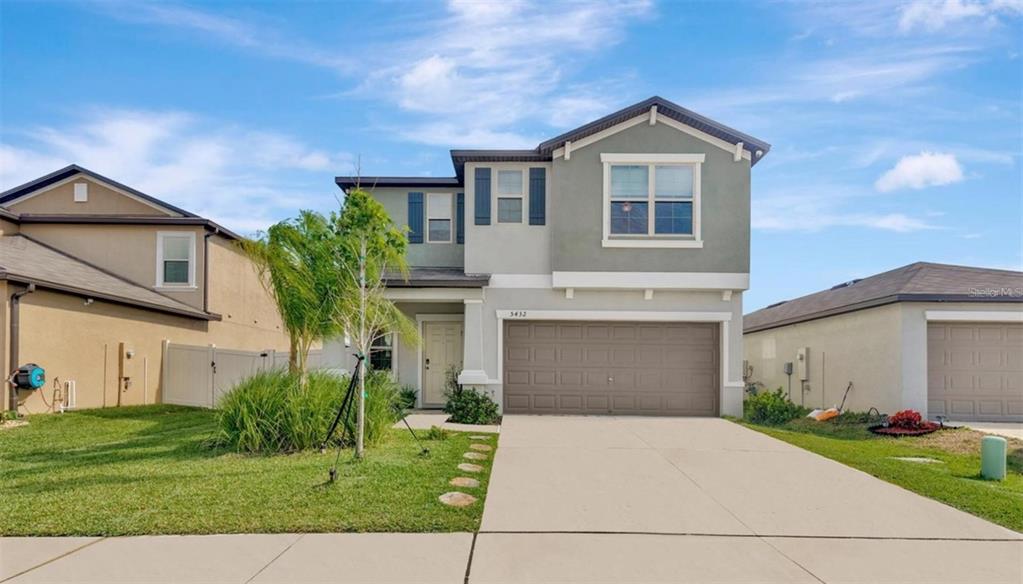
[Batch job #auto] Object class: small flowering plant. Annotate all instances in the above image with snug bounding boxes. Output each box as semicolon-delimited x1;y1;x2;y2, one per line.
888;409;924;429
871;409;939;436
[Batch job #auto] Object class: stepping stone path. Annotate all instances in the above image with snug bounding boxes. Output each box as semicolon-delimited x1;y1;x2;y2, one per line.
463;452;487;460
469;435;490;440
469;443;493;452
449;477;480;488
439;492;477;507
458;463;484;473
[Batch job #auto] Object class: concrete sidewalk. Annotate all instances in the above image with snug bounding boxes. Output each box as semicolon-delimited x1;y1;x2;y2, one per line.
3;416;1021;583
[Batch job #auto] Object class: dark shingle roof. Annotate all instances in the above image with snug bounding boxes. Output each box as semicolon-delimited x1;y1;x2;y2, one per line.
335;177;463;191
0;164;198;218
745;262;1023;333
334;96;771;191
0;234;216;320
384;267;490;288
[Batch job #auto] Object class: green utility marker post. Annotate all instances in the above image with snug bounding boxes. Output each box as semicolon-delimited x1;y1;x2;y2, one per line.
980;435;1007;480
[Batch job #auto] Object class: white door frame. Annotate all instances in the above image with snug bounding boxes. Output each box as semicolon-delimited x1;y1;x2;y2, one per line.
416;314;465;407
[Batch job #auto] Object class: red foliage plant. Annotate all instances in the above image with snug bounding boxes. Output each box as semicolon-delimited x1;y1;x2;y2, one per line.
888;409;923;429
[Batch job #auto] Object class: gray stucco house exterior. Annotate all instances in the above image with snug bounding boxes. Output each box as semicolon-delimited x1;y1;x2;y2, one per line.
334;96;770;417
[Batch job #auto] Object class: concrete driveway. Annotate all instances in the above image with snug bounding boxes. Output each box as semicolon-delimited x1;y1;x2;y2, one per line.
471;415;1022;584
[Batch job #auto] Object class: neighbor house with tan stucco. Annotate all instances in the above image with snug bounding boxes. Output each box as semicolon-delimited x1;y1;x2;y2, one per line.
743;262;1022;422
0;164;291;414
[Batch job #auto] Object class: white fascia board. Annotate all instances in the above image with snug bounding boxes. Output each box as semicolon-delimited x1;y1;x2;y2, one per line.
924;310;1023;322
552;112;750;160
384;287;484;302
497;309;732;322
487;274;553;288
551;271;749;291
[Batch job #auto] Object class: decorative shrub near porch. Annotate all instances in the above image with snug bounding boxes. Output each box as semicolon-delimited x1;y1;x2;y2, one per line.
213;369;400;453
443;366;500;425
743;388;809;425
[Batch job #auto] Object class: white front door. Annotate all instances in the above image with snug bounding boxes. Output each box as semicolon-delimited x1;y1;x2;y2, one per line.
422;321;463;407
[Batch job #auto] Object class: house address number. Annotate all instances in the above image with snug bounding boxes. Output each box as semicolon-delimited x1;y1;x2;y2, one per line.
507;310;528;318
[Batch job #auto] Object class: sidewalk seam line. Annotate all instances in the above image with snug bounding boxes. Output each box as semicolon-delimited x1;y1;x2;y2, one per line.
463;531;478;584
243;533;305;584
0;537;106;583
474;530;1020;542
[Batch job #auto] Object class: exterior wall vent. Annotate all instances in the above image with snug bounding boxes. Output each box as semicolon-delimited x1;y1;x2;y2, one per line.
73;182;88;203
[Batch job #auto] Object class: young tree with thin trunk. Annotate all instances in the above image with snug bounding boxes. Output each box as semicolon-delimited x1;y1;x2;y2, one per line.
332;188;417;458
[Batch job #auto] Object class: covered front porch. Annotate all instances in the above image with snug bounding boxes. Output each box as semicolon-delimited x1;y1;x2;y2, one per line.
382;268;489;409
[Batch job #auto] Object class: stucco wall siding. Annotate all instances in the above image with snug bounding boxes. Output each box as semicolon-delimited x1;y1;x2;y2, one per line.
743;303;905;415
7;177;173;216
367;186;464;269
550;120;751;274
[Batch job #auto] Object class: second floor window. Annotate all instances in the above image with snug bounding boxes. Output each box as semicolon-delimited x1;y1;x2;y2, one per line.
601;153;704;248
427;193;452;243
610;164;694;235
497;170;523;223
156;232;195;287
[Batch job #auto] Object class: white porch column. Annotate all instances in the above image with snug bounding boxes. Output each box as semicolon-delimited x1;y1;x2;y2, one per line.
458;299;488;385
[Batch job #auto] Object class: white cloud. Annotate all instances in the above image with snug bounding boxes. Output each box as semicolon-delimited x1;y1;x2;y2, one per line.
102;3;353;73
0;109;350;234
899;0;1022;33
875;151;964;192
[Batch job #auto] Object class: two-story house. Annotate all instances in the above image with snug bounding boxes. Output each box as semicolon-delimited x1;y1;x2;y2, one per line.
336;97;770;417
0;165;291;414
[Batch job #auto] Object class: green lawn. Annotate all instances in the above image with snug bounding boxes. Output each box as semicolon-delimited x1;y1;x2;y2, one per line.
0;405;495;536
741;417;1023;532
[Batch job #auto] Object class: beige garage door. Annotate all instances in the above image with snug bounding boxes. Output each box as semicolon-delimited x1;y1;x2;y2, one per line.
927;322;1023;422
503;321;719;416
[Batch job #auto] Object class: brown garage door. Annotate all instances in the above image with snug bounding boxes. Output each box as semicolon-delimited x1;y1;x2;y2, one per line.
928;322;1023;422
503;320;719;416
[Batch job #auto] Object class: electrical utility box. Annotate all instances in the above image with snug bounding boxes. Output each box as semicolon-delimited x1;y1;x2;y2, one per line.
796;347;810;380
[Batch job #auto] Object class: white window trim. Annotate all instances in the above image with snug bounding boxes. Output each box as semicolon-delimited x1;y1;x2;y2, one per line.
73;183;88;203
426;192;453;244
601;153;704;249
495;169;525;224
155;231;197;288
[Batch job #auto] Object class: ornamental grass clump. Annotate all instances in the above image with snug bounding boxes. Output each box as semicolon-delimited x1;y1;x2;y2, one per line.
213;368;400;453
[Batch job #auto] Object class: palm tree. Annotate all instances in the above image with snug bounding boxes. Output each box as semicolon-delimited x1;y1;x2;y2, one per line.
241;211;344;377
331;188;418;458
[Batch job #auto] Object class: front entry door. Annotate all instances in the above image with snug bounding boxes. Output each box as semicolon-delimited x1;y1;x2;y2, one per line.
422;320;463;407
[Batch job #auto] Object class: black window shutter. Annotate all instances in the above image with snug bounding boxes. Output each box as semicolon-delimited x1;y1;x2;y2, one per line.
456;192;465;243
407;192;424;243
529;168;546;225
474;168;491;225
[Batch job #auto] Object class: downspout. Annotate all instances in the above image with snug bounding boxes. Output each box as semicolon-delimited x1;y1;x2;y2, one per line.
8;283;36;415
203;229;217;313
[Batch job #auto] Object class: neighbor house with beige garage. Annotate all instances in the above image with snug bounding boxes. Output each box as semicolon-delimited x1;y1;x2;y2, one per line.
0;165;291;414
743;262;1022;422
335;96;770;417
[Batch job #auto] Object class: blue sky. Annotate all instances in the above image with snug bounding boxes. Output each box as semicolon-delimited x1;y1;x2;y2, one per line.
1;0;1020;309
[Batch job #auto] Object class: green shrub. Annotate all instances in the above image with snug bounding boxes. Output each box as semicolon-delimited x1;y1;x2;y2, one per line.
442;366;499;425
424;425;449;440
213;368;400;453
743;388;809;425
397;385;418;412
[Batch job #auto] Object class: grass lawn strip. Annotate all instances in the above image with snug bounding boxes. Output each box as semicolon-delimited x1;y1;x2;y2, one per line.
0;405;496;536
741;417;1023;532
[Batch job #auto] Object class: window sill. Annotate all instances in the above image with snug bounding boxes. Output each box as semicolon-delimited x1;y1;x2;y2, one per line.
155;285;198;291
602;238;703;249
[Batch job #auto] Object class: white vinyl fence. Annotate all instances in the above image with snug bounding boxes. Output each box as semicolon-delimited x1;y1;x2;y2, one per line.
161;341;332;408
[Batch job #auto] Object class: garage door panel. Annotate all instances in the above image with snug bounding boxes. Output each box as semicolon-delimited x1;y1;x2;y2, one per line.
504;320;719;416
928;322;1022;422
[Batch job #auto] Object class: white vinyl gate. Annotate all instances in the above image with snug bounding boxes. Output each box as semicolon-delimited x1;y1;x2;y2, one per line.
162;341;328;408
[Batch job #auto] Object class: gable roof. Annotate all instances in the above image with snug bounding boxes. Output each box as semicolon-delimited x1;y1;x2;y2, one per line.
538;96;771;162
0;164;198;218
745;262;1023;333
335;96;771;190
0;165;242;240
0;234;217;320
